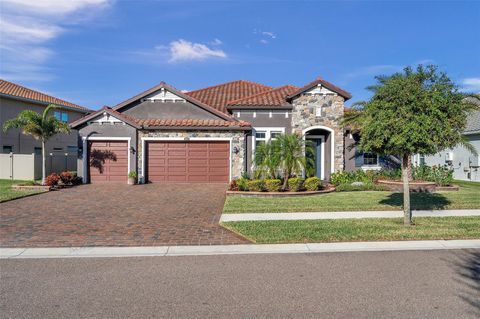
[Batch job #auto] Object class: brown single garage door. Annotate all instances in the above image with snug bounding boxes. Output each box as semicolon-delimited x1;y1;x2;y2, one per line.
88;141;128;183
146;141;229;183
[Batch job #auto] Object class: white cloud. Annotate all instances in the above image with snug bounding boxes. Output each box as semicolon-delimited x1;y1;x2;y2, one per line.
259;39;268;44
261;31;276;39
0;0;111;82
165;39;227;63
461;78;480;93
210;38;223;46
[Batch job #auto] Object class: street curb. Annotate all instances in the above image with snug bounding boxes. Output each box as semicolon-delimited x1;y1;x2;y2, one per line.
1;240;479;259
220;209;480;222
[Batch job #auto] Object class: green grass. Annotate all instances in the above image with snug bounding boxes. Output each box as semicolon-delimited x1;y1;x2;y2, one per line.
223;180;480;213
222;217;480;244
0;179;46;203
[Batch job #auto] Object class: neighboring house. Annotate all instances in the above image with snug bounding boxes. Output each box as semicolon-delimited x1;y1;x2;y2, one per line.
415;97;480;181
0;79;91;179
70;78;353;183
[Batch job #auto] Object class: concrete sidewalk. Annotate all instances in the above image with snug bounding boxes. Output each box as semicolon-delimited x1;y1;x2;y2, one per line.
1;240;479;259
220;209;480;222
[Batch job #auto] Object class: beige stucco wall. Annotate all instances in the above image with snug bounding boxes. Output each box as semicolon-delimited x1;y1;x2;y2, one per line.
0;96;85;155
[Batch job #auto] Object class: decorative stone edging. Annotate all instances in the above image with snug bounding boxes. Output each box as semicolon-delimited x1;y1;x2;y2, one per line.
11;185;51;192
376;180;458;192
226;187;336;197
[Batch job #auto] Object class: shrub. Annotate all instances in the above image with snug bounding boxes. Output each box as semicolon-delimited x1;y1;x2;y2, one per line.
237;178;249;191
335;182;387;192
304;176;322;191
378;168;402;181
45;173;60;187
247;179;265;192
59;171;74;185
330;170;376;186
128;171;137;178
229;179;239;191
287;177;305;192
72;176;83;185
265;179;281;192
412;165;453;186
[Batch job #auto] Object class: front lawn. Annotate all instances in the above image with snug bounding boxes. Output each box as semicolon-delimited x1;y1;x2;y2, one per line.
0;179;46;203
223;180;480;213
222;216;480;244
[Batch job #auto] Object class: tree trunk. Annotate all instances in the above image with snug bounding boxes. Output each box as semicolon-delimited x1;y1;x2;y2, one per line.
41;139;46;185
402;154;412;225
407;155;413;182
282;169;289;191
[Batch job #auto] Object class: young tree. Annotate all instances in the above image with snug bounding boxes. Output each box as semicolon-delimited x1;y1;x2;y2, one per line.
3;104;71;185
276;133;312;190
253;140;280;179
343;65;478;225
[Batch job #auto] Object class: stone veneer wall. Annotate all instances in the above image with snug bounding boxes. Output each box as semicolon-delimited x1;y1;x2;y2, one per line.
137;130;246;181
291;94;345;172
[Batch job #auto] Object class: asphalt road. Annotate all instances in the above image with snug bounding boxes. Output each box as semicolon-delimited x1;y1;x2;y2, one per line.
1;250;479;318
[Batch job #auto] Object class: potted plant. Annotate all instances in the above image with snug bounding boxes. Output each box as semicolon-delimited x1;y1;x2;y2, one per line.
128;171;137;185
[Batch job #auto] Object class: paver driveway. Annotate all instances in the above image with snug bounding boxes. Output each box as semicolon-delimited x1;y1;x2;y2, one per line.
0;183;248;247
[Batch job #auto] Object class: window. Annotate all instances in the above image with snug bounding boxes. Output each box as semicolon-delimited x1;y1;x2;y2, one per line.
67;145;78;154
270;131;282;140
34;147;42;155
3;145;13;154
255;131;266;149
53;147;63;152
363;153;378;166
54;111;69;123
419;155;426;166
253;128;285;153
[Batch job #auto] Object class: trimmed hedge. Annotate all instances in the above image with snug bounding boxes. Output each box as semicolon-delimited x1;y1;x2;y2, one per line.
288;178;304;192
247;179;266;192
304;176;322;191
265;179;282;192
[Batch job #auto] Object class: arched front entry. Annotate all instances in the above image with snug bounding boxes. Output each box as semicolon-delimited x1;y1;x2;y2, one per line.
302;126;334;180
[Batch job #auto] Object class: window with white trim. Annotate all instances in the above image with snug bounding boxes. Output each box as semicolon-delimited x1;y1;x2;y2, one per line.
253;128;285;153
363;153;378;166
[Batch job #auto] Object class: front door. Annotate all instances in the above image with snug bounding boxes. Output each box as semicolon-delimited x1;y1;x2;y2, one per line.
306;137;324;180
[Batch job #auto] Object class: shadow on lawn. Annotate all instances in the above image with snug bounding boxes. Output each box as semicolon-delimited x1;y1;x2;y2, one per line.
379;192;451;210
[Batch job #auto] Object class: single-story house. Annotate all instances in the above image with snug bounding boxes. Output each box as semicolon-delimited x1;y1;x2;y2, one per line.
70;77;386;184
0;79;91;179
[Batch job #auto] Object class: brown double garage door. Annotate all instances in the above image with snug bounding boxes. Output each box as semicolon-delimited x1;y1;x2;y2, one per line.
146;141;230;183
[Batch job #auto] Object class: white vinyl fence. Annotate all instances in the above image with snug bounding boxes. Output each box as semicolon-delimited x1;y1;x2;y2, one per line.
0;153;77;180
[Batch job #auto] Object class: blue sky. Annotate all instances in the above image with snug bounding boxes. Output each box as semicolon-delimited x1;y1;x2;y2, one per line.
1;0;479;110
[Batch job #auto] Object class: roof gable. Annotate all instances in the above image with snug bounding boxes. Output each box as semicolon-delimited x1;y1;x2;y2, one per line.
186;80;273;114
227;85;299;108
287;77;352;100
0;79;91;113
113;81;235;121
70;106;140;129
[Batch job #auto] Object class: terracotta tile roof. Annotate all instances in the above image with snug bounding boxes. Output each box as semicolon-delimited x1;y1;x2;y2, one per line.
135;118;251;129
0;79;91;112
227;85;299;107
186;80;273;114
287;77;352;100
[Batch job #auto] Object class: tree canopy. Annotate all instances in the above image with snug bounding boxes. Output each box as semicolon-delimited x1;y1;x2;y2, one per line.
344;65;478;157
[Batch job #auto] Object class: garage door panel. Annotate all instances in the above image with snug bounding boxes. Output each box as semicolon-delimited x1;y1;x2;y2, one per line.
88;141;128;183
147;141;229;183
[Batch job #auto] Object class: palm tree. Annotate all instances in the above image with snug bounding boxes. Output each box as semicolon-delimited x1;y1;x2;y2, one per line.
253;140;280;179
276;133;312;190
3;104;70;184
